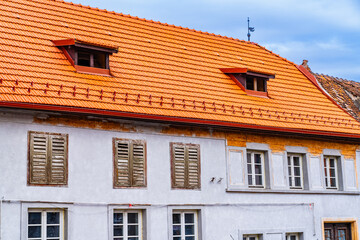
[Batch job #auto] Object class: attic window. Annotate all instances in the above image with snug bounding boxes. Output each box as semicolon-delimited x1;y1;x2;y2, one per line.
52;39;118;75
220;68;275;97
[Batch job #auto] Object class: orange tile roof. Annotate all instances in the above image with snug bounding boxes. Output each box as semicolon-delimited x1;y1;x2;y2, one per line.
1;0;360;138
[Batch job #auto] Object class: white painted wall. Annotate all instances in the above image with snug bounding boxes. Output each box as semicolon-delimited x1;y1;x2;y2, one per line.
0;111;359;240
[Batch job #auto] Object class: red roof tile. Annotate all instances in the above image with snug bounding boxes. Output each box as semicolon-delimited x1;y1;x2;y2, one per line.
0;0;360;137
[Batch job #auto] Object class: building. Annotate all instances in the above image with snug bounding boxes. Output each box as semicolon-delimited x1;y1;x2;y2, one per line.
0;1;360;240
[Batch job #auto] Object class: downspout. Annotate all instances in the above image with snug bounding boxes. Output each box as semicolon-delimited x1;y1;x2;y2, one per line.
0;196;3;240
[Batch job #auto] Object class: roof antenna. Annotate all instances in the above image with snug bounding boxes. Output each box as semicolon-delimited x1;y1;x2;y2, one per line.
247;17;255;41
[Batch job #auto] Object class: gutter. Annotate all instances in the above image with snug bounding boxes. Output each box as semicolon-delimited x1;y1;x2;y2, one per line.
1;101;360;141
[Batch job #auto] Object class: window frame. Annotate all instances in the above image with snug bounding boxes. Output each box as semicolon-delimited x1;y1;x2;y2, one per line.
171;210;199;240
243;234;260;240
27;209;65;240
113;138;147;188
27;131;68;186
246;150;266;188
287;153;304;189
170;142;201;190
324;156;339;190
111;210;143;240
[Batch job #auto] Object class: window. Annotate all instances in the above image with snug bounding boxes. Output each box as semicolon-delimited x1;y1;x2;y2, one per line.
171;143;201;189
246;151;265;188
324;156;338;189
287;154;303;189
28;131;68;186
172;211;198;240
52;39;118;75
27;209;65;240
243;235;260;240
246;76;267;92
286;233;300;240
112;210;142;240
113;138;146;188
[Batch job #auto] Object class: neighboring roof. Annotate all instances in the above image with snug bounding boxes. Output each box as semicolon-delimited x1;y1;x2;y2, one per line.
314;73;360;122
1;0;360;138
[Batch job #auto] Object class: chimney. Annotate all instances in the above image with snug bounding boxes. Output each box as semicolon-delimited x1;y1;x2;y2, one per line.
301;59;311;71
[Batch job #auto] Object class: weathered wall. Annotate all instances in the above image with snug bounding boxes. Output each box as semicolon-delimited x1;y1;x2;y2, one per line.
0;111;359;240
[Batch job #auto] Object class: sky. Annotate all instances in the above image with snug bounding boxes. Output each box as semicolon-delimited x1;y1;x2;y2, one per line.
72;0;360;81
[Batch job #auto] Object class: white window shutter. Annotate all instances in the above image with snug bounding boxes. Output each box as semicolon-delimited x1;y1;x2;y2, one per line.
227;147;246;189
271;153;287;189
29;133;48;184
49;135;68;184
344;158;357;191
309;156;324;190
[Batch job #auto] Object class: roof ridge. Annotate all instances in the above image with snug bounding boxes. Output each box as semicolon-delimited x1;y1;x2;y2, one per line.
50;0;255;45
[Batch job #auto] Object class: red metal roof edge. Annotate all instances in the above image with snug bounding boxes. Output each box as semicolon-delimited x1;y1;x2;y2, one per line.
296;64;360;122
1;101;360;140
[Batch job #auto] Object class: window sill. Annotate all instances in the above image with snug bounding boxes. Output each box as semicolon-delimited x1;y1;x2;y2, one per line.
226;188;360;195
75;65;111;76
245;89;269;98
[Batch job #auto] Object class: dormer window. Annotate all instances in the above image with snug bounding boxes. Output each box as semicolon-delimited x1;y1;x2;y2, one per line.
220;68;275;97
52;39;118;75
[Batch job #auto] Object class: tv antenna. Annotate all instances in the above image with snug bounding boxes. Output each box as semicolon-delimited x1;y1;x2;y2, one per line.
247;17;255;41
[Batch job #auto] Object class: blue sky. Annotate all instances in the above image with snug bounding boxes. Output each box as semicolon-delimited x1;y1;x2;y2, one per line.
72;0;360;81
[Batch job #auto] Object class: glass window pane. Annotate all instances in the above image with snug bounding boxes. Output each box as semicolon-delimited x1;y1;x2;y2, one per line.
247;153;251;163
255;175;262;186
77;51;91;67
330;178;337;187
289;177;292;186
248;175;253;185
47;226;60;237
173;214;181;224
330;169;336;178
254;154;261;164
47;212;59;224
114;226;123;236
257;78;265;92
295;177;301;187
185;213;194;223
255;165;262;174
128;213;138;224
185;225;194;235
94;52;106;69
173;237;181;240
247;164;252;174
128;238;139;240
114;213;123;224
185;237;195;240
29;212;42;224
173;225;181;235
246;77;254;90
128;225;139;236
114;238;123;240
330;159;335;167
28;226;41;238
294;167;301;176
293;157;300;166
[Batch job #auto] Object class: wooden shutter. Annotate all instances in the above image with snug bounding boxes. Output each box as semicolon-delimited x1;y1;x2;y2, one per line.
28;132;68;185
171;143;200;189
131;141;146;187
49;135;68;184
114;140;131;187
113;139;146;188
187;145;200;188
29;133;48;184
172;144;186;188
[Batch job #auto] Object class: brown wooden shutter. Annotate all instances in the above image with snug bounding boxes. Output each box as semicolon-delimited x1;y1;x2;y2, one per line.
29;133;48;184
28;132;68;186
187;145;200;189
172;144;186;188
171;143;200;189
131;141;146;187
49;135;68;184
114;140;131;187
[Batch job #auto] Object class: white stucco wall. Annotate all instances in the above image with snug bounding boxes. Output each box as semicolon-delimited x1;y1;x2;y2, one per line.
0;111;359;240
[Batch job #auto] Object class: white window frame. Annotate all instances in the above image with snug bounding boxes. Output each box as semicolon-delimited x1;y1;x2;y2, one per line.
287;154;303;189
246;151;265;188
243;234;260;240
172;210;198;240
112;210;143;240
27;209;64;240
324;156;338;189
286;232;300;240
